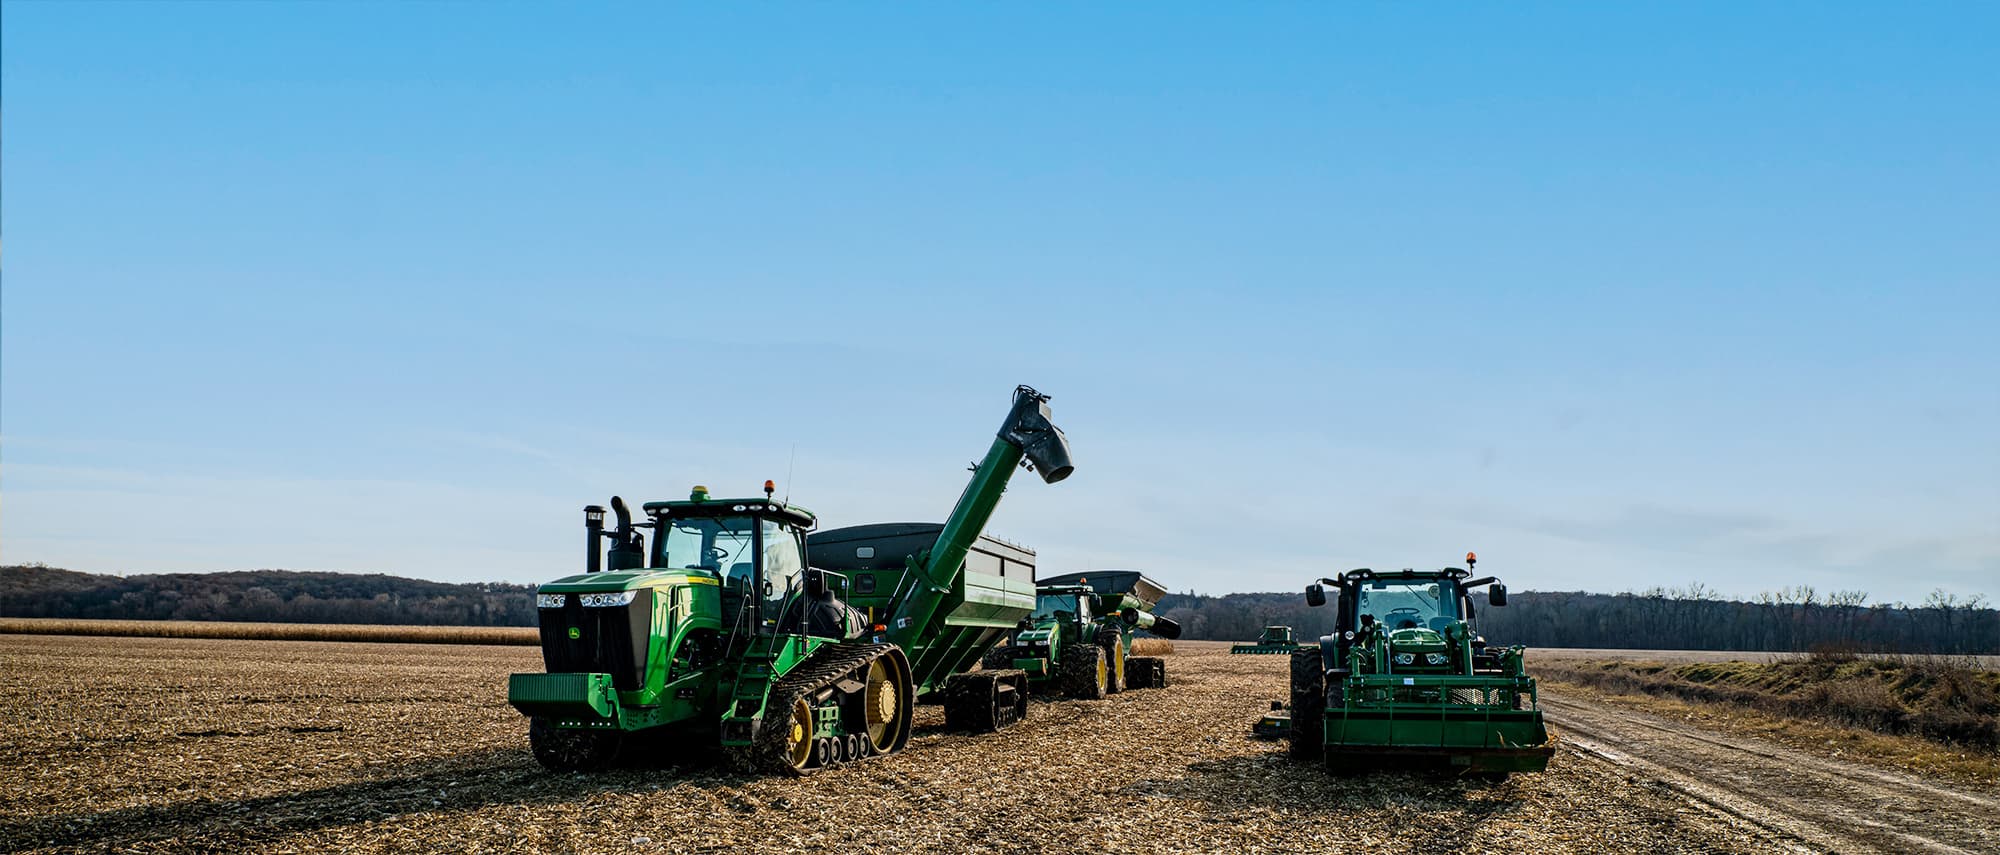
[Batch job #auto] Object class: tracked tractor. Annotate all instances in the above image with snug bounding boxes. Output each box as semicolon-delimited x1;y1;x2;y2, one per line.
1231;626;1301;654
981;570;1181;698
1274;554;1553;777
506;385;1074;775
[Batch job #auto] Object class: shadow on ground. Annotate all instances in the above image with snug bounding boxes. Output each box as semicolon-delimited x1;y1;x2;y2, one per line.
1121;749;1530;827
0;747;765;853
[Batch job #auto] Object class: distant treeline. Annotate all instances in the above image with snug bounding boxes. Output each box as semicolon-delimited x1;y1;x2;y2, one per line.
5;565;1994;654
1;565;537;626
1157;585;2000;654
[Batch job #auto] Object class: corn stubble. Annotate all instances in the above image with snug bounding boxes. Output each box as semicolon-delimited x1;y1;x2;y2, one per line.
2;638;1784;854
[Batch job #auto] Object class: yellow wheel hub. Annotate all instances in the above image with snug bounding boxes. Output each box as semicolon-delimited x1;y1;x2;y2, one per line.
785;698;814;769
864;659;901;748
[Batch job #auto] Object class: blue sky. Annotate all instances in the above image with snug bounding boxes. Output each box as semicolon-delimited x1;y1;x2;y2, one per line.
4;3;1994;604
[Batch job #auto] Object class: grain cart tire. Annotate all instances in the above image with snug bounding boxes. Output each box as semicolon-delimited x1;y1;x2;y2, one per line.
529;717;622;772
944;672;997;732
1287;648;1325;761
1127;656;1166;689
944;669;1032;732
980;646;1014;670
1098;628;1127;694
1061;641;1107;700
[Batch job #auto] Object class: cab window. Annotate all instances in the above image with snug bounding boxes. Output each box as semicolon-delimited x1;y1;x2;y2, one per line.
760;520;805;620
1355;580;1458;631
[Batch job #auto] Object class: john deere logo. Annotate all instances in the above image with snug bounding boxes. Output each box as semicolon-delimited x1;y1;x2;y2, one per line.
567;627;581;640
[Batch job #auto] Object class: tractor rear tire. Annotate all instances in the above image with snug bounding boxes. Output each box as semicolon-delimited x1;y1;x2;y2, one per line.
1287;648;1325;762
1098;629;1126;694
1060;642;1107;700
529;717;622;772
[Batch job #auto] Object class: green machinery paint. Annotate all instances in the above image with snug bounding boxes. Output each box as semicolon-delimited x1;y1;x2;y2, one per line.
1231;625;1302;654
1265;557;1554;777
506;385;1074;775
982;570;1182;700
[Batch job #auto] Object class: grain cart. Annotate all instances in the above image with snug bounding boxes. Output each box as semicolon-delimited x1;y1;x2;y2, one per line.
507;385;1073;774
806;523;1040;732
1232;626;1301;654
1277;555;1553;777
981;569;1181;698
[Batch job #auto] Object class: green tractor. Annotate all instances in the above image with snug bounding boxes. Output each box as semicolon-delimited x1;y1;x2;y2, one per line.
1231;625;1301;654
507;385;1074;774
982;570;1181;698
1274;554;1554;777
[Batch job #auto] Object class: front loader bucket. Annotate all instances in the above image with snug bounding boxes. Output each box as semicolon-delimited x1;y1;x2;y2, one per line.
1322;674;1554;774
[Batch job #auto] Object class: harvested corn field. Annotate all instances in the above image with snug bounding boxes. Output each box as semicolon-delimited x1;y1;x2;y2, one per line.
3;636;1992;854
0;618;538;645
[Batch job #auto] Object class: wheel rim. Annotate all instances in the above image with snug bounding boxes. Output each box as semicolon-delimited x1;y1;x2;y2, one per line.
1096;656;1107;692
786;698;814;770
865;659;900;749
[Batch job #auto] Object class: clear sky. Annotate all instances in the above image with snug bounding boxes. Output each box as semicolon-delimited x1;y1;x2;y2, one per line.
3;3;1994;604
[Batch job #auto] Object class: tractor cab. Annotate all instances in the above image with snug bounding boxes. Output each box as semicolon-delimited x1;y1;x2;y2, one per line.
1030;585;1093;624
640;486;834;638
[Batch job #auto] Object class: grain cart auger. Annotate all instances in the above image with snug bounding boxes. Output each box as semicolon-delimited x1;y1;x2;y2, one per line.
981;570;1182;698
507;385;1074;775
1271;554;1553;778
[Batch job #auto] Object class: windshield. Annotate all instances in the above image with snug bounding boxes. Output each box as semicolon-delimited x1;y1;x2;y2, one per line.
1032;592;1082;622
1355;579;1459;631
658;516;758;588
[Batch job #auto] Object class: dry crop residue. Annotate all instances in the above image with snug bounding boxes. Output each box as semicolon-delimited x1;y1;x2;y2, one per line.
4;636;1791;854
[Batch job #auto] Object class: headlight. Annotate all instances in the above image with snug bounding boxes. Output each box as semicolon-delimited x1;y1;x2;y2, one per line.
1394;653;1416;665
536;594;566;609
1425;653;1448;665
579;591;638;608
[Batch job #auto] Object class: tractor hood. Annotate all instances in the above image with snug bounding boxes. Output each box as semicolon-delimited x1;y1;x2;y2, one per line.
539;568;719;593
1385;626;1449;653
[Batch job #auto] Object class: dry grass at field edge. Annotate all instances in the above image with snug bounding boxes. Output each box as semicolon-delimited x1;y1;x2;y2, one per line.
1539;661;2000;786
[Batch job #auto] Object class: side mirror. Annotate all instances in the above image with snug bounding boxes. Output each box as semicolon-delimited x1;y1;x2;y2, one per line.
805;568;827;599
1306;584;1326;607
1489;583;1508;607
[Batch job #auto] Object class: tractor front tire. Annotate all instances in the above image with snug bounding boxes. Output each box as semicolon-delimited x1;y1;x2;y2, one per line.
529;717;622;772
1061;642;1107;700
1287;649;1325;762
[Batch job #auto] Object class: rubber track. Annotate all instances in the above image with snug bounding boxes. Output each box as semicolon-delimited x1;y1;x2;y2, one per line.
725;642;903;777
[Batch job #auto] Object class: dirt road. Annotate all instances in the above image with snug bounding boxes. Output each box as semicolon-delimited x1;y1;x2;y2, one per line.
0;635;1986;854
1541;693;2000;854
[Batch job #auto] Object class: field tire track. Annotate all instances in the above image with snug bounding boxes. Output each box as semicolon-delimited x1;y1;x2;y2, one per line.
1542;691;1998;855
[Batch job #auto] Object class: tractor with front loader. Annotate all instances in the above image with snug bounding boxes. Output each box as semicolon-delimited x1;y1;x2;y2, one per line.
982;570;1181;698
1268;554;1554;777
507;385;1073;774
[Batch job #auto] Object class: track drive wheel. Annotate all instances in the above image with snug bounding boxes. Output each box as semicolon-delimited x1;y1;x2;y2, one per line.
529;717;622;772
1287;648;1325;761
738;643;913;777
